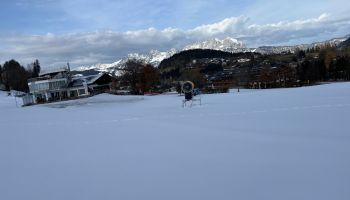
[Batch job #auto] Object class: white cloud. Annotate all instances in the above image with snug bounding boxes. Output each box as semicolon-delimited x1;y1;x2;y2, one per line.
0;13;349;68
188;16;249;39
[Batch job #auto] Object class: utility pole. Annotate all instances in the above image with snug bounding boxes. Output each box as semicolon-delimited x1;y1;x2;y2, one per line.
237;78;240;93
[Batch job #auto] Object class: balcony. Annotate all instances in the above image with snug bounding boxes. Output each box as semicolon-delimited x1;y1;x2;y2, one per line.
28;78;68;93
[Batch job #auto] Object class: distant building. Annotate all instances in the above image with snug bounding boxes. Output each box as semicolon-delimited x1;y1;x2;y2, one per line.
23;67;116;106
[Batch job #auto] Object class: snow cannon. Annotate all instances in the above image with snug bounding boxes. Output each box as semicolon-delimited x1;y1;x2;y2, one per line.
181;81;202;107
182;81;194;101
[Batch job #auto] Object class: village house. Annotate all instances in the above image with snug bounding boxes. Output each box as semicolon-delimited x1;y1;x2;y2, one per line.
22;66;116;106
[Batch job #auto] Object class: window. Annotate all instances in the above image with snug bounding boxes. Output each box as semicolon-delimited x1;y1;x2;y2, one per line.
70;90;78;97
78;89;86;95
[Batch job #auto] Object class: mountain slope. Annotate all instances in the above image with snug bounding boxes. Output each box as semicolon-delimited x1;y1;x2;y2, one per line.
339;37;350;49
255;36;349;54
75;35;350;74
75;37;245;73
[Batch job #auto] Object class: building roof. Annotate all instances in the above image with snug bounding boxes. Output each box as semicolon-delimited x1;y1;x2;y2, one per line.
70;73;112;87
69;78;85;88
85;73;105;85
39;67;69;76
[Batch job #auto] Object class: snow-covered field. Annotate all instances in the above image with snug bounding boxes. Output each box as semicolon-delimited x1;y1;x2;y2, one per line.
1;83;350;200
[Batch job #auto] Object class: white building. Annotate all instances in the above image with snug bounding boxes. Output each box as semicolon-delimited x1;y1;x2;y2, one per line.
23;67;115;106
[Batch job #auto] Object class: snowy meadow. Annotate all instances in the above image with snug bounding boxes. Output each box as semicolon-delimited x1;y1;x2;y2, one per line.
1;83;350;200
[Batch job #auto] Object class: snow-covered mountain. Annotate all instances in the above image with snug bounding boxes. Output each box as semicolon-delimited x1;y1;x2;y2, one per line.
184;37;246;51
255;36;349;54
75;35;349;75
75;37;245;73
77;48;178;75
140;49;178;66
78;60;124;72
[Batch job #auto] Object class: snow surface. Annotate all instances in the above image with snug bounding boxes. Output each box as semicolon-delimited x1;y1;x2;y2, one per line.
1;83;350;200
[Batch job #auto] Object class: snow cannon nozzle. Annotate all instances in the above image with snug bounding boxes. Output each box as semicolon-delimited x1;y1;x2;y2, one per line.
182;81;194;101
182;81;194;94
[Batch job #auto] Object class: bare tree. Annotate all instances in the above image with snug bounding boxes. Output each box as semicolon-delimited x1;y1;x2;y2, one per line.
121;59;160;95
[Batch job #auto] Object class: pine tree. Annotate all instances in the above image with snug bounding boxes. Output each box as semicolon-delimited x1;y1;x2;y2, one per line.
2;60;29;92
32;59;41;78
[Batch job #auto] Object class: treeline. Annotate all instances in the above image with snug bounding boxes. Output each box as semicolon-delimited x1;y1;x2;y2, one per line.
267;38;350;87
157;38;350;90
256;48;350;88
159;49;256;78
297;49;350;83
159;49;242;70
0;59;41;92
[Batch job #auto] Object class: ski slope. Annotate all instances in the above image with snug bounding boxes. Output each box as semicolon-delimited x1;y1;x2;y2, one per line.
1;83;350;200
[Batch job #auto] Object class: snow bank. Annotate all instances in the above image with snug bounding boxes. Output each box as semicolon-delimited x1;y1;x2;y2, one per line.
1;83;350;200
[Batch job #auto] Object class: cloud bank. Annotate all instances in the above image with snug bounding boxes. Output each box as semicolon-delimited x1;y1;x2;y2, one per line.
1;13;349;68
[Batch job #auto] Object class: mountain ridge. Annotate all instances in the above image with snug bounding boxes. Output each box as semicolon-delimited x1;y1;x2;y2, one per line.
74;35;350;74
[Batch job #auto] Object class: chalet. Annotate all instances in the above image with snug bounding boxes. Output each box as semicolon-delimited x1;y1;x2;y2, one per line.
23;67;116;106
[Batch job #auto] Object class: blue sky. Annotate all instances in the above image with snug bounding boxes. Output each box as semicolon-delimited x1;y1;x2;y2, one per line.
1;0;251;33
1;0;350;68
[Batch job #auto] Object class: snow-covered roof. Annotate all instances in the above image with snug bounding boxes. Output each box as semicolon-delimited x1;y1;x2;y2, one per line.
70;73;110;87
39;67;69;76
85;73;105;85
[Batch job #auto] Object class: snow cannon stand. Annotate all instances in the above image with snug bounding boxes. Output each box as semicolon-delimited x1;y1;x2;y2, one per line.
182;81;201;108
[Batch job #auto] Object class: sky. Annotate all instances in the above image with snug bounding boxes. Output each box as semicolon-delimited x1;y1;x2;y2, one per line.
0;0;350;68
